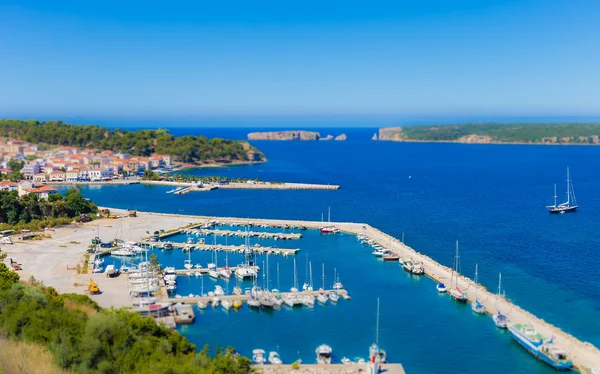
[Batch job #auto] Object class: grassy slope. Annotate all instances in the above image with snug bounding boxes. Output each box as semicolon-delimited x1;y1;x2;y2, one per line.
0;339;67;374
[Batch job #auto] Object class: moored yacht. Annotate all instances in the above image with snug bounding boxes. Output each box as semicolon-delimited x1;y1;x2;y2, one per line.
509;324;572;370
449;241;468;303
315;344;332;364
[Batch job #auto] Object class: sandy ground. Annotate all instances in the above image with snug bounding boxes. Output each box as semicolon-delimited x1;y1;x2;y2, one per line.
2;209;599;371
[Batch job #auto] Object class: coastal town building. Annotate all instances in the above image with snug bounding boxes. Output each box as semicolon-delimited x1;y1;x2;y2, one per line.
22;162;41;180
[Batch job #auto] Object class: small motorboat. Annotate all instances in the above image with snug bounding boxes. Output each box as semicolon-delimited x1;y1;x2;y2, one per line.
493;311;509;328
341;357;352;364
197;300;208;309
221;299;233;310
436;283;447;293
233;300;243;309
382;252;399;262
253;349;266;365
316;344;332;364
268;351;282;365
372;249;386;257
317;293;329;304
329;292;339;303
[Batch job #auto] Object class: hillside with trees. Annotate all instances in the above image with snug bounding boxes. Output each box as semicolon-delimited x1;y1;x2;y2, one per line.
0;262;252;373
378;123;600;144
0;119;266;164
0;187;96;230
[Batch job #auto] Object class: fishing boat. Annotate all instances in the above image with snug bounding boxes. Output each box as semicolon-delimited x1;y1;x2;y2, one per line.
471;263;486;314
411;262;424;275
370;298;387;363
252;349;266;365
449;241;468;303
436;283;447;293
547;168;578;214
382;252;399;261
493;273;509;328
508;324;572;370
268;351;282;365
315;344;332;364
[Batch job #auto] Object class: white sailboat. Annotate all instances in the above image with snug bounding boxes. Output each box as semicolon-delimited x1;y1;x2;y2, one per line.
471;263;486;314
369;298;387;364
197;276;208;309
317;263;328;304
218;238;232;279
449;241;468;303
290;257;299;292
548;167;579;213
209;244;220;279
184;248;193;270
493;273;509;328
303;262;315;306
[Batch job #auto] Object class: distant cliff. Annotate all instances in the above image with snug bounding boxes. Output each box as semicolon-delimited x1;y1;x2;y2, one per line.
248;131;346;141
377;124;600;145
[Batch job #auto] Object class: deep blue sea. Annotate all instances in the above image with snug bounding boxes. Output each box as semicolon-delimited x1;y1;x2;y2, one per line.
65;127;600;373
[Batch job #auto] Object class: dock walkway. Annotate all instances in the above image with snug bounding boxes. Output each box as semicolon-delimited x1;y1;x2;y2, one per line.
172;289;348;304
185;228;302;240
142;241;300;256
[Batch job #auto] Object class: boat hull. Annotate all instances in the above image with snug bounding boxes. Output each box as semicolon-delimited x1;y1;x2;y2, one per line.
509;326;573;370
548;205;578;214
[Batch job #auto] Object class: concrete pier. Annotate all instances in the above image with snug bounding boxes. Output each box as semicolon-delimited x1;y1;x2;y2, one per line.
186;228;303;240
142;241;300;256
171;289;348;304
172;265;260;275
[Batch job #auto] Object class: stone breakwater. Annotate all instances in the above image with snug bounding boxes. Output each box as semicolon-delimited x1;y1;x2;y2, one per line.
247;130;346;141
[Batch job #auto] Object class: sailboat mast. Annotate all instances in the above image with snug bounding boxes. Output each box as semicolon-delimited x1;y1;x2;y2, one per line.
293;258;297;289
375;298;380;344
322;263;325;289
328;206;331;223
553;184;557;207
474;263;478;300
266;253;269;292
277;263;280;290
566;167;570;205
309;262;313;289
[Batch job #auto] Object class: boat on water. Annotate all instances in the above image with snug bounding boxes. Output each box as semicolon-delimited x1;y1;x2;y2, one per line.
316;344;332;364
436;283;447;293
320;226;339;234
247;295;261;308
372;248;386;257
268;351;282;365
402;258;415;272
382;252;399;261
111;248;136;256
509;324;572;370
214;285;225;296
493;273;509;328
450;241;468;303
197;300;208;309
370;298;387;363
317;292;328;304
471;263;486;314
233;299;243;309
329;291;339;303
411;262;424;275
547;168;578;214
233;286;243;295
221;299;233;310
253;349;266;365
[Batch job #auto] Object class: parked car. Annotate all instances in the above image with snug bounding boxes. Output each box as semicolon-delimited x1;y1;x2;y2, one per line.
76;214;92;223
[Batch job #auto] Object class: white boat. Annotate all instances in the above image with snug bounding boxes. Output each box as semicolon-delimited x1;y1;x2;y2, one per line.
197;300;208;309
493;273;510;328
316;344;332;364
329;292;339;303
218;267;232;279
302;294;315;307
449;241;468;303
214;285;224;296
471;263;486;314
94;258;104;266
268;351;282;365
92;266;103;273
317;293;328;304
235;264;257;280
211;297;220;306
164;274;177;282
436;283;447;293
372;248;386;257
209;269;220;279
369;298;387;363
547;168;578;214
111;249;136;256
253;349;266;365
221;299;233;310
247;296;261;308
341;357;352;364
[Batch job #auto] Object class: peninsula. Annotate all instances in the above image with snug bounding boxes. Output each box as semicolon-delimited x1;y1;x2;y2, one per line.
248;130;346;141
377;123;600;145
0;119;266;166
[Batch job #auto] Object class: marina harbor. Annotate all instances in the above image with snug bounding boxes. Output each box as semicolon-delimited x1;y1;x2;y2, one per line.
4;208;600;372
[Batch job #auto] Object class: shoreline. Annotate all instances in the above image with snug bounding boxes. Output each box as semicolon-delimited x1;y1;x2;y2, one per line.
4;208;599;372
49;180;340;190
377;138;600;146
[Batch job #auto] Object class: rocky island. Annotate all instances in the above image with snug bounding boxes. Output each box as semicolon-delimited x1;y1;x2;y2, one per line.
376;123;600;145
248;131;347;141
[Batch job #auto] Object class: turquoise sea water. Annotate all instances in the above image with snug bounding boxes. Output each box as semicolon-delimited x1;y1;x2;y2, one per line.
66;127;600;373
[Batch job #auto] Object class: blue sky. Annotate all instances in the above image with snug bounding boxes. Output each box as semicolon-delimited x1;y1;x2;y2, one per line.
1;1;599;119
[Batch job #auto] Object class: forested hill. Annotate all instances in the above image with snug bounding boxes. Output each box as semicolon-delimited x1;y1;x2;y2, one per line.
0;119;265;164
378;123;600;145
